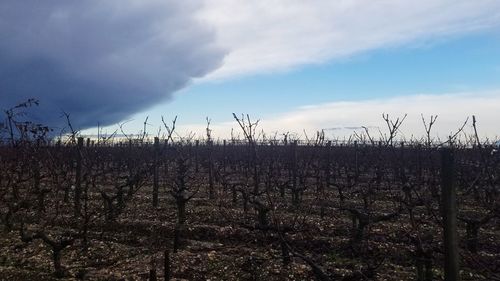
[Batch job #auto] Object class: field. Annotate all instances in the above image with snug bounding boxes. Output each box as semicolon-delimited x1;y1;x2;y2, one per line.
1;132;499;281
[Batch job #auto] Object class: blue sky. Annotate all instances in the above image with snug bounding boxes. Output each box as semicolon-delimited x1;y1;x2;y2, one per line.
125;31;500;139
162;32;500;118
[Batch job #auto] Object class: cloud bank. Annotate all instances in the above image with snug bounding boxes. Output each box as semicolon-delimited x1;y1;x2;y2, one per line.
179;91;500;140
199;0;500;79
0;0;224;130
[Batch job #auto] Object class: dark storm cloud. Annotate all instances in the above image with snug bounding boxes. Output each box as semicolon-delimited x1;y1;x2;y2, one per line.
0;0;224;130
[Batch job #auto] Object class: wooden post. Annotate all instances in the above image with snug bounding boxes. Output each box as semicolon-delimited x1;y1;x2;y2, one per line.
195;140;199;173
223;140;227;173
321;140;332;219
153;137;160;207
149;256;157;281
441;148;459;281
208;139;215;199
417;144;422;182
164;250;170;280
354;140;359;179
33;148;43;214
173;225;180;253
291;140;299;206
74;137;84;217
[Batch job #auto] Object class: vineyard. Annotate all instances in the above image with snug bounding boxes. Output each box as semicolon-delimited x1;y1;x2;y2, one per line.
1;112;499;280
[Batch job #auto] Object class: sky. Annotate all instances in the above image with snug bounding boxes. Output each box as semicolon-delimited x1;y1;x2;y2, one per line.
1;1;500;141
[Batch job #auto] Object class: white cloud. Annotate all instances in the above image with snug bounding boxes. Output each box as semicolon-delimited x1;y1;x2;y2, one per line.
179;91;500;141
198;0;500;79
